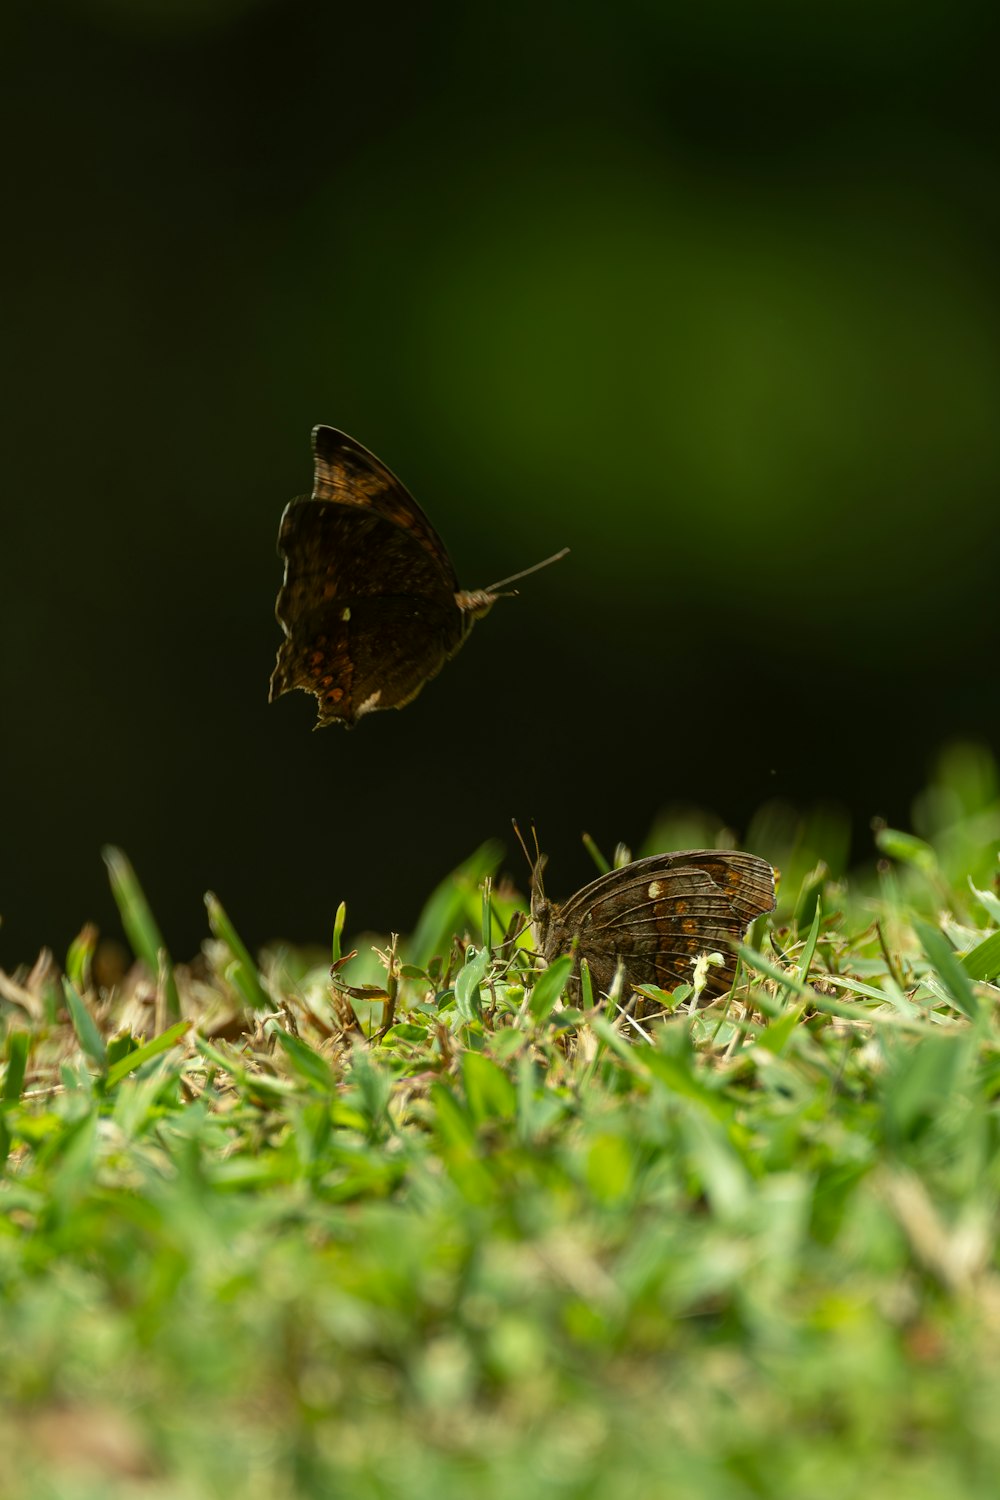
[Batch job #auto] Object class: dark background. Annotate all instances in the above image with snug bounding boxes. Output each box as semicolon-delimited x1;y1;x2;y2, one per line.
3;0;999;966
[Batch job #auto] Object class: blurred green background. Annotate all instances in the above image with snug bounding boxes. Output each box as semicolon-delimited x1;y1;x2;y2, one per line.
2;0;998;964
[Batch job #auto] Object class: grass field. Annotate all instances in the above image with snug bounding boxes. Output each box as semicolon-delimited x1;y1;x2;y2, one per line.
2;743;1000;1499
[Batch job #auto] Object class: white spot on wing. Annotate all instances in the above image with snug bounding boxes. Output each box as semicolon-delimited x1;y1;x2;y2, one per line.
357;690;382;716
648;880;664;899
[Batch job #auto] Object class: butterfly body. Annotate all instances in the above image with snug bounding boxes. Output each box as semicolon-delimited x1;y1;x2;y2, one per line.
531;849;776;1014
270;427;497;728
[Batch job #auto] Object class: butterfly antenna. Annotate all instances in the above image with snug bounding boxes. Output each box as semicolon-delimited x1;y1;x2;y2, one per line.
512;817;547;885
482;547;569;594
511;818;533;873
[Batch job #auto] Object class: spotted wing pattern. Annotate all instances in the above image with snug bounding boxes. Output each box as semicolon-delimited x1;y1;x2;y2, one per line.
533;850;775;1013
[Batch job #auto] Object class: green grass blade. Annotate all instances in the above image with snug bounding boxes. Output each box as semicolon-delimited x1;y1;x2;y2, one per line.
63;978;107;1070
528;954;574;1021
875;827;938;873
912;917;980;1021
462;1051;517;1124
408;841;503;968
103;846;180;1023
3;1030;29;1104
960;930;1000;983
796;896;822;983
639;1042;727;1117
267;1025;337;1092
737;946;927;1026
883;1031;971;1144
65;924;96;993
157;946;181;1027
332;900;347;965
480;877;493;953
193;1034;243;1078
105;1021;191;1089
582;832;610;874
580;956;595;1010
205;891;270;1010
968;878;1000;925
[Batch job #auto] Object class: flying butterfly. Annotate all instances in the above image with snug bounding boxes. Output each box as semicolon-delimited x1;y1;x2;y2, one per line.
269;426;568;728
528;842;776;1018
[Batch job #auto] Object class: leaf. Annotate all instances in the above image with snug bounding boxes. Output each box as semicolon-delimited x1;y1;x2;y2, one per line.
383;1022;429;1043
968;878;1000;925
632;983;681;1012
960;930;1000;984
454;947;490;1021
462;1052;516;1124
913;918;980;1021
528;955;574;1021
106;1033;139;1069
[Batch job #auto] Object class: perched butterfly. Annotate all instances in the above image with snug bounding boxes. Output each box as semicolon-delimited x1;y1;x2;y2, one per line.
269;426;567;728
529;845;776;1017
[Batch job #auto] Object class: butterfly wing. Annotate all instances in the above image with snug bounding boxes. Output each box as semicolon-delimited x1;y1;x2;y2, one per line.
270;592;465;727
270;488;466;728
648;851;776;934
311;426;459;587
542;850;775;1005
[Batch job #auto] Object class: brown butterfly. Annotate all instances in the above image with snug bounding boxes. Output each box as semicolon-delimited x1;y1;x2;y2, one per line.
529;845;776;1017
269;426;567;728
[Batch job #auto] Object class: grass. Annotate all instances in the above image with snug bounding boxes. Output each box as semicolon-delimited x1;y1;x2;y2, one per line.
2;742;1000;1499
